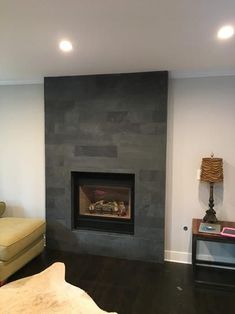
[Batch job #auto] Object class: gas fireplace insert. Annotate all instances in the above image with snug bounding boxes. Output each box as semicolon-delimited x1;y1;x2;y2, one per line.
72;171;135;234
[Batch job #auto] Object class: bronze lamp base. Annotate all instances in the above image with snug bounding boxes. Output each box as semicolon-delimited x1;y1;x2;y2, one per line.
203;209;218;223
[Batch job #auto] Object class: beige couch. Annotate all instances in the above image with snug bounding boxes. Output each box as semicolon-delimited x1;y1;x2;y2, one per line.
0;202;45;282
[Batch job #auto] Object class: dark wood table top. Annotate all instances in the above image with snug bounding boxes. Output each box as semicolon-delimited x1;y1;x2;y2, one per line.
192;218;235;241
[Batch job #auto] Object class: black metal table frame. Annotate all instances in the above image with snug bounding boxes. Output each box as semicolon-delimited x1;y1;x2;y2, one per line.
192;233;235;288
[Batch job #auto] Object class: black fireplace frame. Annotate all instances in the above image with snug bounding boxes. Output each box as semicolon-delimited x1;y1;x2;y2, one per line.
71;171;135;234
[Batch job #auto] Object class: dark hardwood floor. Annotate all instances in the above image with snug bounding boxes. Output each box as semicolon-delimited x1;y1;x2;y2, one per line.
9;249;235;314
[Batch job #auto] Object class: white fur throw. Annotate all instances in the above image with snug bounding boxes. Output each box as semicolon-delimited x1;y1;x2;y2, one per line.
0;262;117;314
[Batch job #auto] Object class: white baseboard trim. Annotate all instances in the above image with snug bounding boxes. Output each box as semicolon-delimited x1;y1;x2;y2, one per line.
164;250;192;264
164;250;235;265
197;253;235;264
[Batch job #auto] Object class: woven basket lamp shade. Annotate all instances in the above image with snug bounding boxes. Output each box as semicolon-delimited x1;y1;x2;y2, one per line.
200;155;223;223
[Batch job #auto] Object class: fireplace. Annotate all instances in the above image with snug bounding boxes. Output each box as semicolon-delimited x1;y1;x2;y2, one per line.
72;171;135;234
45;71;167;262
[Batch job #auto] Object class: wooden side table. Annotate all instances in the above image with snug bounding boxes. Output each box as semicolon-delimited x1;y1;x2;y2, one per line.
192;218;235;288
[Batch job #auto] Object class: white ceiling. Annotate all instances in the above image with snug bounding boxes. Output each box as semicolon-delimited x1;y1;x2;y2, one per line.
1;0;235;83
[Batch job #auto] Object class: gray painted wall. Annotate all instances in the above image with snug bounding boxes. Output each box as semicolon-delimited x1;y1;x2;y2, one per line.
45;71;168;262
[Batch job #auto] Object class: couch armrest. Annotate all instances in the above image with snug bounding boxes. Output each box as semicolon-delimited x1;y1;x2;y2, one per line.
0;202;6;217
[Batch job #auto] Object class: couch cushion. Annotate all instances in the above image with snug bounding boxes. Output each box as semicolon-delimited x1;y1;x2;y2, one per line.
0;238;44;282
0;218;45;261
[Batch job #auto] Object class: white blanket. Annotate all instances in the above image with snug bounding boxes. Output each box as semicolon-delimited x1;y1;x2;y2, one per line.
0;262;117;314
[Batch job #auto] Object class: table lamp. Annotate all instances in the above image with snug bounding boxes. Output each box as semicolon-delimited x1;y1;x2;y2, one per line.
200;154;223;223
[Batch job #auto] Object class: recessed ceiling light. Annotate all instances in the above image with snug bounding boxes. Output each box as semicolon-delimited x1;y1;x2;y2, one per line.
59;40;73;52
217;25;234;40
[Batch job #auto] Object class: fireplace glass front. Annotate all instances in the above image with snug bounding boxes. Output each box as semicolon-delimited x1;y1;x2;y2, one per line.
72;172;134;234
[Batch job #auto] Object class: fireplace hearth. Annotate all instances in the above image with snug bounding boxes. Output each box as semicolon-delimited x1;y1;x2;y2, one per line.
72;171;135;234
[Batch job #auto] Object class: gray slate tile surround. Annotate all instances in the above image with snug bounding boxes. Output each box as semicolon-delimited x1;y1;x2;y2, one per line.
45;71;168;262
